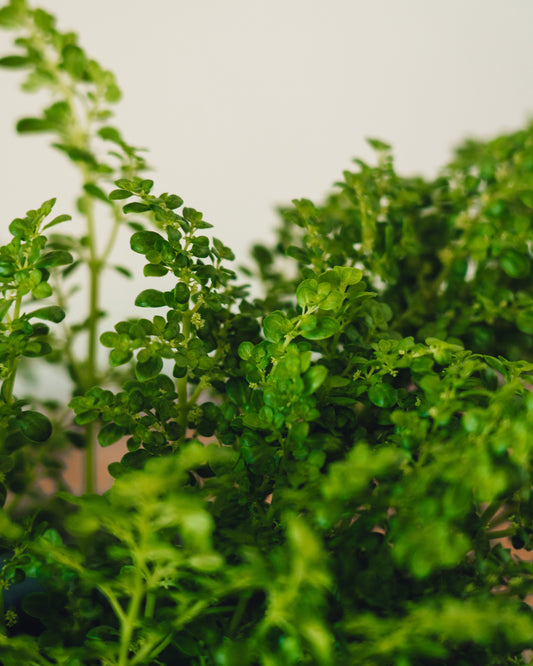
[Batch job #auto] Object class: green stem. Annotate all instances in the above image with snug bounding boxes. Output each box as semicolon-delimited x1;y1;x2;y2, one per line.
480;500;504;526
118;576;144;666
144;592;155;619
487;502;518;529
176;310;191;443
100;205;123;266
228;591;252;637
82;192;101;494
2;293;22;406
131;631;174;666
0;581;5;635
487;526;517;539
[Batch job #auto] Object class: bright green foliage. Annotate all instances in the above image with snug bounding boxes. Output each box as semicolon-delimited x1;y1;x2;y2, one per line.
0;0;149;496
2;2;533;664
0;199;71;505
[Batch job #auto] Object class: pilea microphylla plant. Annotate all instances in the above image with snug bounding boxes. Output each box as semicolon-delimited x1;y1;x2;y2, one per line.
2;3;533;666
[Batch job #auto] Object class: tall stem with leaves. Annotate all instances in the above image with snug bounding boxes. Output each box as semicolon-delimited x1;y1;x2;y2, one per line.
0;0;147;491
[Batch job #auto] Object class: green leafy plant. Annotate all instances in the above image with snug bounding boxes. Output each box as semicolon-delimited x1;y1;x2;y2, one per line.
1;1;533;664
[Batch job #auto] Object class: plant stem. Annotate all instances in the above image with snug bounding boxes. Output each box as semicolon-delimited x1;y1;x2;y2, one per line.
144;592;155;619
0;582;5;635
118;576;144;666
487;526;517;539
176;310;191;443
480;500;504;526
2;293;22;407
83;191;101;494
228;591;252;637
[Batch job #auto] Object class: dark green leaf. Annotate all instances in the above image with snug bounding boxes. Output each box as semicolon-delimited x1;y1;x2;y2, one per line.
135;289;166;308
300;315;340;340
123;201;151;214
500;250;530;279
16;117;54;133
368;383;397;408
109;189;132;200
74;409;100;425
109;349;132;366
130;230;166;254
0;260;15;277
516;310;533;334
143;264;168;277
520;191;533;209
16;410;52;442
0;55;31;68
98;126;122;143
174;282;190;304
113;265;133;278
165;194;183;209
263;311;292;343
297;279;318;308
53;143;97;165
303;365;328;394
136;355;163;381
83;183;110;203
43;213;71;230
29;306;65;323
98;423;127;447
36;250;73;267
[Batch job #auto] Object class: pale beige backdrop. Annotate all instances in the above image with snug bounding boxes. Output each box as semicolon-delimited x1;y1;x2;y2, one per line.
1;1;533;402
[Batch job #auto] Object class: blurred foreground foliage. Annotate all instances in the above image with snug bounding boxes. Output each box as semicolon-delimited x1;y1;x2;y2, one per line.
2;0;533;663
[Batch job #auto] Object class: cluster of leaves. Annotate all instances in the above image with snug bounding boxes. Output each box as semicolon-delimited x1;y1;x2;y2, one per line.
0;0;151;497
1;1;533;664
0;198;72;505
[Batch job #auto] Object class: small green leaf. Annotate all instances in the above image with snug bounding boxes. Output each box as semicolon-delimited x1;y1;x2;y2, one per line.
109;349;132;366
500;249;530;279
136;355;163;381
263;311;292;343
43;213;71;230
143;264;168;277
165;194;183;209
36;250;73;267
367;137;391;151
83;183;110;203
297;279;319;308
174;282;190;304
123;201;151;214
16;118;54;133
32;282;53;299
9;217;31;239
135;289;166;308
113;265;133;278
74;409;100;425
100;331;118;347
98;126;122;143
238;341;254;360
300;315;340;340
98;423;127;447
517;310;533;334
0;55;31;68
29;306;65;323
303;365;328;394
109;189;132;200
130;230;166;254
16;410;52;442
333;266;363;286
0;261;15;277
368;383;398;408
520;191;533;209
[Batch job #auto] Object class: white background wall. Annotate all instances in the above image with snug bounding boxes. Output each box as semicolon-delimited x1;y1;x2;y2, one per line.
1;0;533;393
